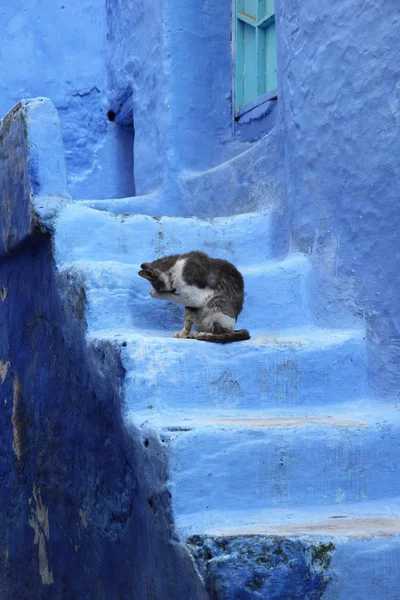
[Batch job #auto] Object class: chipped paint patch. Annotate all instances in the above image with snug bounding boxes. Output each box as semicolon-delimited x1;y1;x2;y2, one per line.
12;375;27;462
28;484;53;585
79;508;88;529
0;360;10;383
255;337;303;347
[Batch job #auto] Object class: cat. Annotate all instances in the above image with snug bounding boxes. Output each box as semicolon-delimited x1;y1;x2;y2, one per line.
138;251;250;343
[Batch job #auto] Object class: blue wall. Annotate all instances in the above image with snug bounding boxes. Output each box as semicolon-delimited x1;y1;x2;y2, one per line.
0;0;134;200
0;236;207;599
276;0;400;395
0;100;206;600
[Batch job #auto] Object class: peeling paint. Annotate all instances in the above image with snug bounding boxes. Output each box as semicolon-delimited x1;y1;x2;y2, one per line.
79;508;88;529
28;485;53;585
12;375;27;462
0;360;10;383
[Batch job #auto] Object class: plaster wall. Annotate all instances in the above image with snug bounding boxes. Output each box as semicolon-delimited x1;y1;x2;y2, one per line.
164;0;234;173
0;0;134;200
276;0;400;395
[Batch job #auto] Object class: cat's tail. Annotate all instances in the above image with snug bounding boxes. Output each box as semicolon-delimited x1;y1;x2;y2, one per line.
195;329;251;344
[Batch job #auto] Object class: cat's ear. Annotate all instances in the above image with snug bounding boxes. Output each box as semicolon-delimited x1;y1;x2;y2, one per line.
138;269;155;281
140;262;152;270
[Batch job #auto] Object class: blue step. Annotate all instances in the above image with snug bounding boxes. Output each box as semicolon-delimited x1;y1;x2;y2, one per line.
177;496;400;538
54;204;275;266
114;326;367;411
125;406;400;526
59;254;313;333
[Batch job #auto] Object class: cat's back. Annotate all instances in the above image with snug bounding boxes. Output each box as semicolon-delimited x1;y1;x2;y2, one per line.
181;251;244;293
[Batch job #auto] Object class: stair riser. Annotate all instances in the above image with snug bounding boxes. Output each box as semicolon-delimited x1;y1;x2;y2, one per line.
156;424;400;516
123;335;367;410
55;205;274;266
239;261;312;330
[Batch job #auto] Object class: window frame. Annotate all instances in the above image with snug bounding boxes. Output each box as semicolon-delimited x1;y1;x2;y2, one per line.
233;0;278;119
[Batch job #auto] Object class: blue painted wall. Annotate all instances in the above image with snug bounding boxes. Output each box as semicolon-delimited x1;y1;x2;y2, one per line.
275;0;400;396
0;100;206;599
0;0;134;200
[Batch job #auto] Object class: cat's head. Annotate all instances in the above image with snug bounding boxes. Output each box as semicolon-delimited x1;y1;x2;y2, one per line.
138;262;174;292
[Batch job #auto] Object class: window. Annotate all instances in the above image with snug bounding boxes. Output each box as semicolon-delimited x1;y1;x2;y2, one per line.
235;0;277;112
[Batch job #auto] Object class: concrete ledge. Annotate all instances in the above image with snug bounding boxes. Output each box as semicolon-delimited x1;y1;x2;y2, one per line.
0;97;70;254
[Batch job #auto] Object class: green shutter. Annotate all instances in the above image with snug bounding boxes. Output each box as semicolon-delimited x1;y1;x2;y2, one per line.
235;0;277;109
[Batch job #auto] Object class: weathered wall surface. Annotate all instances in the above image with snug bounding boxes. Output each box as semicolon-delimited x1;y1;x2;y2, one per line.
276;0;400;395
0;0;134;200
0;99;206;599
106;0;165;196
106;0;275;197
0;238;205;599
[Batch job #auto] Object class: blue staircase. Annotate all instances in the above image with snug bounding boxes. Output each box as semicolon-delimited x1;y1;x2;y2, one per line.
54;197;400;597
6;96;397;598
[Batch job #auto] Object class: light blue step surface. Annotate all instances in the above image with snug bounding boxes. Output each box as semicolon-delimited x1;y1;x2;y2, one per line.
177;495;400;538
54;204;274;266
53;197;396;597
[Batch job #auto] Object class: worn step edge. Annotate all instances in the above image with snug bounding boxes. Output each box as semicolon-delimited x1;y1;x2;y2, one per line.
177;498;400;539
89;325;365;350
126;399;397;426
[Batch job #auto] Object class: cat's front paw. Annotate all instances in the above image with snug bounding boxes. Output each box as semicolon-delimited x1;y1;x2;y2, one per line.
173;330;196;339
149;288;158;298
173;330;188;338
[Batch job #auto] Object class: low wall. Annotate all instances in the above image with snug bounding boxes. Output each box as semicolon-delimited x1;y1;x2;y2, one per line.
0;98;206;599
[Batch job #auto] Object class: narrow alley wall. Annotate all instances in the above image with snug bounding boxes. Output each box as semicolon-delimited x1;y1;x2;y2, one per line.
276;0;400;395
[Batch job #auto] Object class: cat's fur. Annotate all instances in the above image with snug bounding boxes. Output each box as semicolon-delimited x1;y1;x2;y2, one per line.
138;251;250;343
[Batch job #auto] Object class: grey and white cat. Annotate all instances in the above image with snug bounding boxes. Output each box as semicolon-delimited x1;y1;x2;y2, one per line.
138;251;250;343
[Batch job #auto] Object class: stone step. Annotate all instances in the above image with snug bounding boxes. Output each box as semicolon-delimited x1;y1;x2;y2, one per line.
125;406;400;526
59;254;313;333
185;510;400;600
179;496;400;538
111;326;367;411
54;203;274;266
